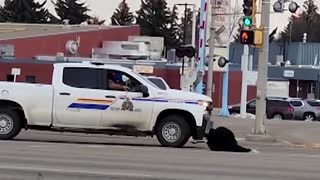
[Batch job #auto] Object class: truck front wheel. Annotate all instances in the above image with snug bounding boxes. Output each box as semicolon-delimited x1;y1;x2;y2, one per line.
156;114;191;148
0;109;22;140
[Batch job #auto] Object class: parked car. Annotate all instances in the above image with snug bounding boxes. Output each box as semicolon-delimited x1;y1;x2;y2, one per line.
285;98;320;121
228;98;294;120
145;76;170;90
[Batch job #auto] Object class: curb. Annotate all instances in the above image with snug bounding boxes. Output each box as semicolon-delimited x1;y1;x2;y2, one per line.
278;139;320;149
292;143;320;149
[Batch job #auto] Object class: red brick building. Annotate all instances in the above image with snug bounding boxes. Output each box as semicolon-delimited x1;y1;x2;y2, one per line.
0;23;255;107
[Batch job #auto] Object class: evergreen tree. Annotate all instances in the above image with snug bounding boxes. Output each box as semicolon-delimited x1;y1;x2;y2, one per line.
279;0;320;42
87;16;106;25
0;0;51;23
279;18;293;42
269;27;278;42
52;0;91;24
0;6;4;22
111;0;134;25
167;5;181;47
136;0;180;49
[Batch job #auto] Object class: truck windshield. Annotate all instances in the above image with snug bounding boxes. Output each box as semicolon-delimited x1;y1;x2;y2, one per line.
130;70;161;89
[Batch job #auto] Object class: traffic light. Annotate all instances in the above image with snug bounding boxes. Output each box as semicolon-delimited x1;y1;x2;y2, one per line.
242;0;255;27
240;28;263;47
240;30;254;45
242;0;257;27
288;1;299;13
243;0;253;16
176;46;196;58
243;17;252;27
273;0;285;13
213;56;229;72
217;57;229;68
273;1;300;14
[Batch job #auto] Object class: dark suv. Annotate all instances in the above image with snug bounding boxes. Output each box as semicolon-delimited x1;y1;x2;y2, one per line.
228;98;294;120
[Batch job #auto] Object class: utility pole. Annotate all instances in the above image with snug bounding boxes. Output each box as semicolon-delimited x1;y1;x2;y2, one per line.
176;3;196;76
183;3;188;45
253;0;270;134
176;3;196;45
191;5;197;48
206;0;216;97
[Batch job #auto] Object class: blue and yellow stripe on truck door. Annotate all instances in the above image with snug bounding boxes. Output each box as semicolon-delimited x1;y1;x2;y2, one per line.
68;98;115;110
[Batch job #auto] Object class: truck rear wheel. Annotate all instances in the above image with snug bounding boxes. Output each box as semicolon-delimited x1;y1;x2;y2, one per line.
0;109;22;140
156;114;191;148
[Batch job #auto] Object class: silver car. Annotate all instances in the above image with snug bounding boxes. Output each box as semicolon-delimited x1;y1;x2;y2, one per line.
286;98;320;121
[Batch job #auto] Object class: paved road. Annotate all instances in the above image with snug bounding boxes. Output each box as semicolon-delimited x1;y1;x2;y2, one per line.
0;130;319;180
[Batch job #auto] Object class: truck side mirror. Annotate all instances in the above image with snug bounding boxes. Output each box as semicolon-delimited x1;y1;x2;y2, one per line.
139;85;149;98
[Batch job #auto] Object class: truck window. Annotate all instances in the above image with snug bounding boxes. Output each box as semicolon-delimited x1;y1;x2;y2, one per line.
63;67;103;89
106;69;141;92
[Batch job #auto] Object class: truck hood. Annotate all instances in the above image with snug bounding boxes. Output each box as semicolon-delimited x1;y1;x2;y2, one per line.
154;89;212;102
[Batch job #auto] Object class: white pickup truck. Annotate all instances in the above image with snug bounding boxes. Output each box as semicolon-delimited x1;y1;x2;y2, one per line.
0;61;213;147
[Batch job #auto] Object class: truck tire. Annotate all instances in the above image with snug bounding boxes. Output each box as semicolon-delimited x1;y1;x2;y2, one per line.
0;109;22;140
156;114;191;148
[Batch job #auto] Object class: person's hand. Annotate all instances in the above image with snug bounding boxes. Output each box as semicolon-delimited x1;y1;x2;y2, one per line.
123;86;131;91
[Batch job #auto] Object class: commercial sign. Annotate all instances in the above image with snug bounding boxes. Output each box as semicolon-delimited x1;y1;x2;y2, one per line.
133;65;154;74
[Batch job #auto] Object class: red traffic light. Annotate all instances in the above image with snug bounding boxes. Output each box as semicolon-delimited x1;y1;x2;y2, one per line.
240;30;254;45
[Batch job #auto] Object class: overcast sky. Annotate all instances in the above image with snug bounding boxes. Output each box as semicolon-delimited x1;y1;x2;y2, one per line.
1;0;319;35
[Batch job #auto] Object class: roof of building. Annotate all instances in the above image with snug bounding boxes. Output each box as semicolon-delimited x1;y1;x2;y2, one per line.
0;23;137;40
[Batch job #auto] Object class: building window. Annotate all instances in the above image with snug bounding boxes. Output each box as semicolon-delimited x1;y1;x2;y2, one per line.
26;75;36;83
6;74;14;82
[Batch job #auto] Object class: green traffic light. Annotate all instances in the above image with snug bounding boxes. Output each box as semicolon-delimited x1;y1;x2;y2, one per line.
243;17;252;26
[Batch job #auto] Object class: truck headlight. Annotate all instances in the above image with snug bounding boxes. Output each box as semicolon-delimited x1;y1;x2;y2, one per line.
198;100;209;107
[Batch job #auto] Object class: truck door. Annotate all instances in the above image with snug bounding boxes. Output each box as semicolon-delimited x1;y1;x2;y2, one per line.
101;69;154;131
53;67;106;127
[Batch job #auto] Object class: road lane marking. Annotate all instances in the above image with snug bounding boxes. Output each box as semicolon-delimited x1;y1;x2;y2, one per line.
79;145;106;148
0;165;153;178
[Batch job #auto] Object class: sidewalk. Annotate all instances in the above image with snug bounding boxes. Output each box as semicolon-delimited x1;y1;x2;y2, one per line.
212;112;320;149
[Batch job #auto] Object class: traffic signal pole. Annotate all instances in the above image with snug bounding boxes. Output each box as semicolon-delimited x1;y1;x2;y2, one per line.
253;0;271;134
240;0;256;119
240;44;249;118
218;0;231;118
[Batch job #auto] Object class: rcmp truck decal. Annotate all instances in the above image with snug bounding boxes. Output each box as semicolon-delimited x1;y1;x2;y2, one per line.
68;97;199;111
68;98;115;110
